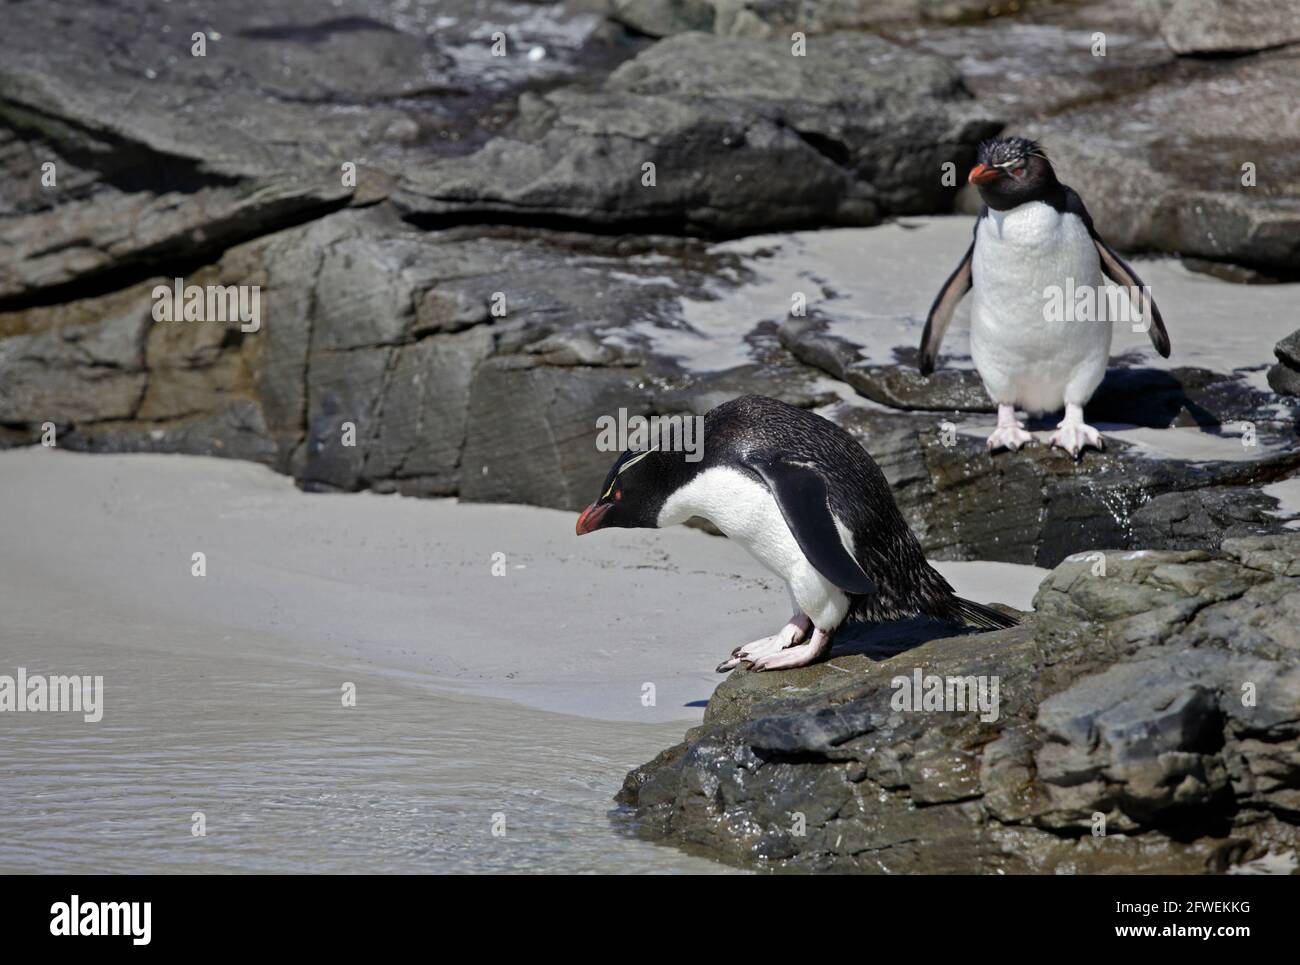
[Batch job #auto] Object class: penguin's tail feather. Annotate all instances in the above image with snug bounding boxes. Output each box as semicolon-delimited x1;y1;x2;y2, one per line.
952;597;1020;631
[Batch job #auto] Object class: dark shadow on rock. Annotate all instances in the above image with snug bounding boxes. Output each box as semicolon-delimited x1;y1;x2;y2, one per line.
829;614;978;661
1089;365;1231;428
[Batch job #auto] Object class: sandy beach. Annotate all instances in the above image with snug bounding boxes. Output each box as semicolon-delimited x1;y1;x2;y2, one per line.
0;447;1045;873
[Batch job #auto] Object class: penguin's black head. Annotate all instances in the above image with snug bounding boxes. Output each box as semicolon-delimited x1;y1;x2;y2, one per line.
968;137;1057;211
576;447;685;534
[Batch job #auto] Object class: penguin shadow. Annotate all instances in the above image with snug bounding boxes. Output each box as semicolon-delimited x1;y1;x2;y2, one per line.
1011;366;1224;440
1087;364;1223;429
828;615;972;662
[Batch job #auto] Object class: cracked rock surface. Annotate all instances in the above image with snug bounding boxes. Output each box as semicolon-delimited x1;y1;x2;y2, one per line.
617;533;1300;873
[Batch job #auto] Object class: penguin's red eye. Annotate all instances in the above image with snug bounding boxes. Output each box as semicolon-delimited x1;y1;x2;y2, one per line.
1012;166;1025;177
614;489;622;501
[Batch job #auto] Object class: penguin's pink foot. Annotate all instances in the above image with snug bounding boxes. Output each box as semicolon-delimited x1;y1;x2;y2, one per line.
986;423;1033;452
751;627;833;672
717;614;811;673
1050;403;1103;460
986;403;1032;452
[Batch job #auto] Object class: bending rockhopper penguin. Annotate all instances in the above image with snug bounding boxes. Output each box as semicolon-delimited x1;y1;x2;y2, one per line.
919;136;1171;458
575;395;1017;672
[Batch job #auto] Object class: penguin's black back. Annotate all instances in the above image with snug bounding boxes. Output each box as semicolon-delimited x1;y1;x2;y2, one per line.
699;396;1009;628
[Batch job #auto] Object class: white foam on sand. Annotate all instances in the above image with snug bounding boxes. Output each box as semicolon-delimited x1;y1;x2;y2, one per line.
0;448;1046;724
1262;476;1300;528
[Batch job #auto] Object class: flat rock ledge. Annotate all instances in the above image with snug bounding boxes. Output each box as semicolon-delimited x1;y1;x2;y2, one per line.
616;533;1300;874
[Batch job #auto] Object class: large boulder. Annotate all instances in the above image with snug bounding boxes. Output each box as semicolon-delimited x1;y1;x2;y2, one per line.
1268;329;1300;396
1161;0;1300;55
395;31;1000;235
892;6;1176;121
606;0;1059;38
1021;47;1300;275
0;0;630;301
617;534;1300;872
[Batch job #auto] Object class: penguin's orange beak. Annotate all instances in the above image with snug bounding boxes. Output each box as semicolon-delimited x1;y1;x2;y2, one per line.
575;501;611;535
968;163;998;185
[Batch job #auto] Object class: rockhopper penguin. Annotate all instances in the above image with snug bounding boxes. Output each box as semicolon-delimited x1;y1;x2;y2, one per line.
919;136;1171;458
575;395;1017;672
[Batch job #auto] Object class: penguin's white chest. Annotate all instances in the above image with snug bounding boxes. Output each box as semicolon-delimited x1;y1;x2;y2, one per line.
970;202;1112;413
657;467;851;629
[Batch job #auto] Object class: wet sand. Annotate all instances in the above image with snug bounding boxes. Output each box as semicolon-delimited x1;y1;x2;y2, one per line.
0;448;1045;873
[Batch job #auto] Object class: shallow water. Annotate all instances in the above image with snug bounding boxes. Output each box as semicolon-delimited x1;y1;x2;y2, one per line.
0;635;733;875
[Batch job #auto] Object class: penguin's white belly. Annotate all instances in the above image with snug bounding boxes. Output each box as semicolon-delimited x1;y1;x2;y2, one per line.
657;467;851;629
971;202;1112;414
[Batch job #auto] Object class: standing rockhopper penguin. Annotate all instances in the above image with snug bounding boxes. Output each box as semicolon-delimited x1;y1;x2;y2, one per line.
919;136;1171;458
575;395;1017;672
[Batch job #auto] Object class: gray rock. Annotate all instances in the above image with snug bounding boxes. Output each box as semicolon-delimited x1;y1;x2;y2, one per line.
0;286;149;425
1276;329;1300;368
396;31;1000;235
6;200;1295;569
0;0;632;301
608;0;1047;38
608;0;718;36
895;11;1176;120
619;534;1300;872
1022;47;1300;275
1268;328;1300;396
1162;0;1300;55
362;328;495;497
460;358;652;510
1130;487;1293;550
780;314;993;411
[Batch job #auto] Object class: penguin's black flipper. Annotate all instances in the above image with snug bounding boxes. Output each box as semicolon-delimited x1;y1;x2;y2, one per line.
1061;186;1170;358
743;453;878;596
1093;237;1171;357
919;222;979;375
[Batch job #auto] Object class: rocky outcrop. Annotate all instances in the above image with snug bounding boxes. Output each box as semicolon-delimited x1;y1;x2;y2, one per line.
893;4;1176;121
0;0;633;302
395;31;1000;235
4;207;1298;567
617;533;1300;873
0;207;763;499
888;1;1300;275
3;0;1296;295
1020;45;1300;276
606;0;1057;38
1161;0;1300;56
1268;329;1300;397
